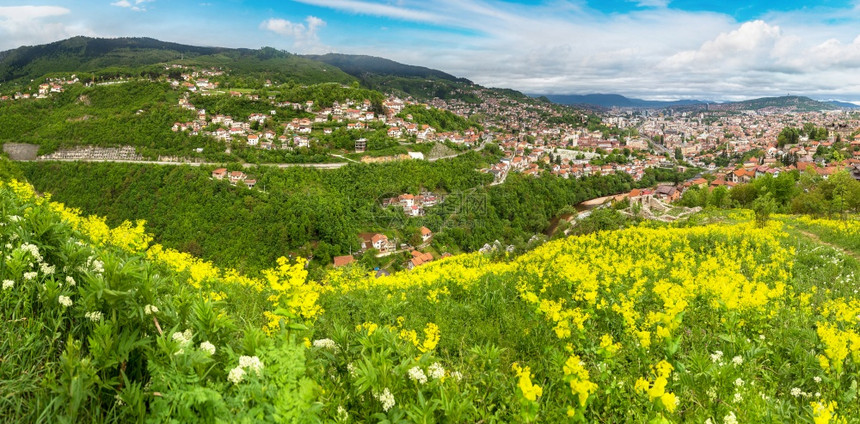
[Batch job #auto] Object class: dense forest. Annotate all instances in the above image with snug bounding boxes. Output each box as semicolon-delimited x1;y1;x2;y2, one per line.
21;158;685;273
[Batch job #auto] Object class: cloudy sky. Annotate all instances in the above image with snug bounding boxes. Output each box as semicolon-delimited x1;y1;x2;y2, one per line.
3;1;860;101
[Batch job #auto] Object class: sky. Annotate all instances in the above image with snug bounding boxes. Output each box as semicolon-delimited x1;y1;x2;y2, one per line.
3;1;860;101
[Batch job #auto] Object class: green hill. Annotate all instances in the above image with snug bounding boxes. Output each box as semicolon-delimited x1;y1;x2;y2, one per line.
3;177;860;423
0;37;355;85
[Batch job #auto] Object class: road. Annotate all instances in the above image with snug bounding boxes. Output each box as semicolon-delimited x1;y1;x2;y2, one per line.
29;142;487;169
29;158;350;169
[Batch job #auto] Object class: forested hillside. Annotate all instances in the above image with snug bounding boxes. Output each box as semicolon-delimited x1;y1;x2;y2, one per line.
3;178;860;423
0;37;354;85
20;159;661;273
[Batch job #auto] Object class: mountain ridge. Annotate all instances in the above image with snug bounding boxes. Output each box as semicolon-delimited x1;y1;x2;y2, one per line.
543;93;851;111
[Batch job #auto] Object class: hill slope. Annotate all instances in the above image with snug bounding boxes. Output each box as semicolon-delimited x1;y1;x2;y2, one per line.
4;178;860;422
544;93;707;109
0;36;355;85
306;53;470;83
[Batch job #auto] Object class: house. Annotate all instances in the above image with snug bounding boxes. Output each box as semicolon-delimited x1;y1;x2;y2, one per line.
655;185;679;202
212;168;228;180
407;251;434;270
229;171;246;185
244;179;257;189
333;255;354;268
359;233;392;252
247;134;259;146
420;226;433;243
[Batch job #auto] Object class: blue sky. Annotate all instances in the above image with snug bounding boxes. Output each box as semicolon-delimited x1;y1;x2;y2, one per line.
2;1;860;101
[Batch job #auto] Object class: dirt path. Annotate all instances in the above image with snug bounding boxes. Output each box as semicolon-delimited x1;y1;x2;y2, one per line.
797;229;860;262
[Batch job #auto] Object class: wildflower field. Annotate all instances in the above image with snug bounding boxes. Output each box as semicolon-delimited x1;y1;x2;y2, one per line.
2;179;860;423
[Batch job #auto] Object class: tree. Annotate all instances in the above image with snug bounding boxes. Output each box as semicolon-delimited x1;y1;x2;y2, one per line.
777;127;800;147
752;193;776;228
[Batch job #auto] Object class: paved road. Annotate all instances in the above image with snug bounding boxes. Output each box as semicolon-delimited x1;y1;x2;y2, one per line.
30;158;350;169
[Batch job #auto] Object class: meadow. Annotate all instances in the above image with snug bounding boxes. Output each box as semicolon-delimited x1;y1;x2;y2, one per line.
2;178;860;423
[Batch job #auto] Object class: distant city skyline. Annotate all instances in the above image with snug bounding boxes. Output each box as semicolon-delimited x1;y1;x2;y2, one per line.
2;1;860;102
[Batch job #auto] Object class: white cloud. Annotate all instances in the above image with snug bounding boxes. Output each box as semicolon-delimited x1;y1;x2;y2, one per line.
292;0;444;24
260;16;327;53
0;5;92;50
630;0;670;8
298;0;860;100
0;6;69;20
111;0;153;12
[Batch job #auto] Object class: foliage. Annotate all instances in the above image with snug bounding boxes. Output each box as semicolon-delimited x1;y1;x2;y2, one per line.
398;105;477;132
4;177;860;422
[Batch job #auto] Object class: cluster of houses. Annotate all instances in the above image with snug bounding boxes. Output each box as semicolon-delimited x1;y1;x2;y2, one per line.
1;75;79;101
332;226;436;270
165;68;485;154
382;193;443;217
210;168;257;188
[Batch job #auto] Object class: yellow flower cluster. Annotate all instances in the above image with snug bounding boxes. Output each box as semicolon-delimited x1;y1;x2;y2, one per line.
815;323;860;375
395;322;440;353
635;360;677;413
599;334;622;356
264;256;323;323
811;400;844;424
2;180;320;335
798;216;860;239
511;362;543;402
563;354;597;407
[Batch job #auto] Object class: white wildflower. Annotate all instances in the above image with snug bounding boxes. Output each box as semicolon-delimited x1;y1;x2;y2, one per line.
172;329;193;347
732;356;743;366
375;388;395;411
450;371;463;382
428;362;445;380
2;280;13;290
814;376;822;383
228;366;245;384
23;271;37;280
144;304;159;315
336;406;348;421
759;334;766;340
87;257;104;274
239;355;263;375
85;311;103;322
733;392;743;403
66;276;76;286
705;418;714;424
815;392;821;398
407;366;427;384
724;411;738;424
198;341;216;355
710;350;723;363
706;387;717;399
58;295;73;307
312;338;339;352
734;378;744;387
347;362;357;378
8;215;20;222
40;263;55;275
790;387;802;397
20;243;42;262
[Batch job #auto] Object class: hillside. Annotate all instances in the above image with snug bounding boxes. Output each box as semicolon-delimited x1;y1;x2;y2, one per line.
19;159;649;273
543;93;707;109
307;53;470;83
703;95;838;112
0;37;355;85
3;177;860;422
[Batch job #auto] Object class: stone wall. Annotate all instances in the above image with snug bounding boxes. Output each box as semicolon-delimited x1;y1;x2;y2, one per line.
37;146;145;161
2;143;39;161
